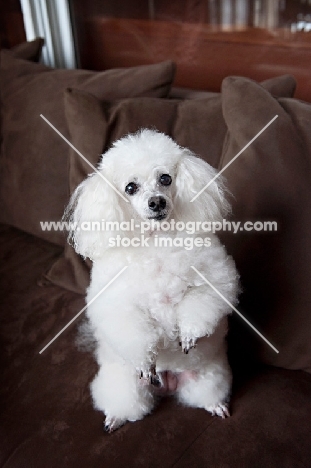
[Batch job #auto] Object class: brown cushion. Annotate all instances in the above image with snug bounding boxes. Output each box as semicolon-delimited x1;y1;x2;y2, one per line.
44;74;297;294
219;76;311;373
0;53;175;245
170;74;296;100
10;37;44;62
0;38;44;152
259;74;296;98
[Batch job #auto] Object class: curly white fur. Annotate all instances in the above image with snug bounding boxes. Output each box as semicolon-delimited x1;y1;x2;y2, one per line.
65;129;239;432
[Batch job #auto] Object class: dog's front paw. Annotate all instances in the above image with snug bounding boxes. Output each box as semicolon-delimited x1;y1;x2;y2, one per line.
179;337;197;354
104;416;126;433
206;403;230;419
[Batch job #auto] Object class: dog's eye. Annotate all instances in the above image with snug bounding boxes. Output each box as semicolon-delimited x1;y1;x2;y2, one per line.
125;182;139;195
159;174;172;186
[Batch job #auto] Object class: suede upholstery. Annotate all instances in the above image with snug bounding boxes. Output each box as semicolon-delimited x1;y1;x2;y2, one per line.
219;77;311;374
0;38;44;140
9;37;44;62
1;224;311;467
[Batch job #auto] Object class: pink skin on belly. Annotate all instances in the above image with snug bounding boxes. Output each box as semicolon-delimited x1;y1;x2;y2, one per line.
155;370;198;394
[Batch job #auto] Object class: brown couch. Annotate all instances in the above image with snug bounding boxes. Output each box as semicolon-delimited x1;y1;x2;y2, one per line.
1;39;311;467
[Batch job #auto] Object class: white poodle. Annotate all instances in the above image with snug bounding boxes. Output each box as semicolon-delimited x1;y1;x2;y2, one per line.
65;129;239;432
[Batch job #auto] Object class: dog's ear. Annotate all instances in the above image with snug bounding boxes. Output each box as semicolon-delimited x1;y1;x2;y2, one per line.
174;150;231;223
64;168;125;260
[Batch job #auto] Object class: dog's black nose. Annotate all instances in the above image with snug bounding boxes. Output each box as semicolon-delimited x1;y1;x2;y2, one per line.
148;196;166;212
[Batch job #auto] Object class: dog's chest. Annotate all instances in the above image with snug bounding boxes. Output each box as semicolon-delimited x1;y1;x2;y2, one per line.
139;249;189;293
131;255;188;335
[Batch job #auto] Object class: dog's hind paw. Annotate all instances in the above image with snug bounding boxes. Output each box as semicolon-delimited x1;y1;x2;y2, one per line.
104;416;126;433
206;403;230;419
179;337;197;354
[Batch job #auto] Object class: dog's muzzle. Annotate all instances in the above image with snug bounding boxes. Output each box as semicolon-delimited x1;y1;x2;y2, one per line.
148;196;166;212
148;196;167;220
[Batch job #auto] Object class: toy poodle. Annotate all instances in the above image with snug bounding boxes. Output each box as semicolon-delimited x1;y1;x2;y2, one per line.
65;129;239;432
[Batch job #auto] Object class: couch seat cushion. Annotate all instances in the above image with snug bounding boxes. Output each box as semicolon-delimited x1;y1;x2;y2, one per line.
0;224;311;467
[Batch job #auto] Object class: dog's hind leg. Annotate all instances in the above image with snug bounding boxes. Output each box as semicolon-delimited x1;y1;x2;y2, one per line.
175;350;232;418
91;346;155;432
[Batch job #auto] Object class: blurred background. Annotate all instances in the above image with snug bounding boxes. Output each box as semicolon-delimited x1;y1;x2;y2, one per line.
1;0;311;97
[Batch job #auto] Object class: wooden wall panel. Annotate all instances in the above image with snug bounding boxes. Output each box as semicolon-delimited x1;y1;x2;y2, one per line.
80;17;311;102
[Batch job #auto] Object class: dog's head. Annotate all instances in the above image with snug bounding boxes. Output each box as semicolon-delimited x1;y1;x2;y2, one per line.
65;129;230;259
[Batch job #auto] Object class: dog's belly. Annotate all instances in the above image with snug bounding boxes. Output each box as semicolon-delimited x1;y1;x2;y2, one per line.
155;370;198;394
